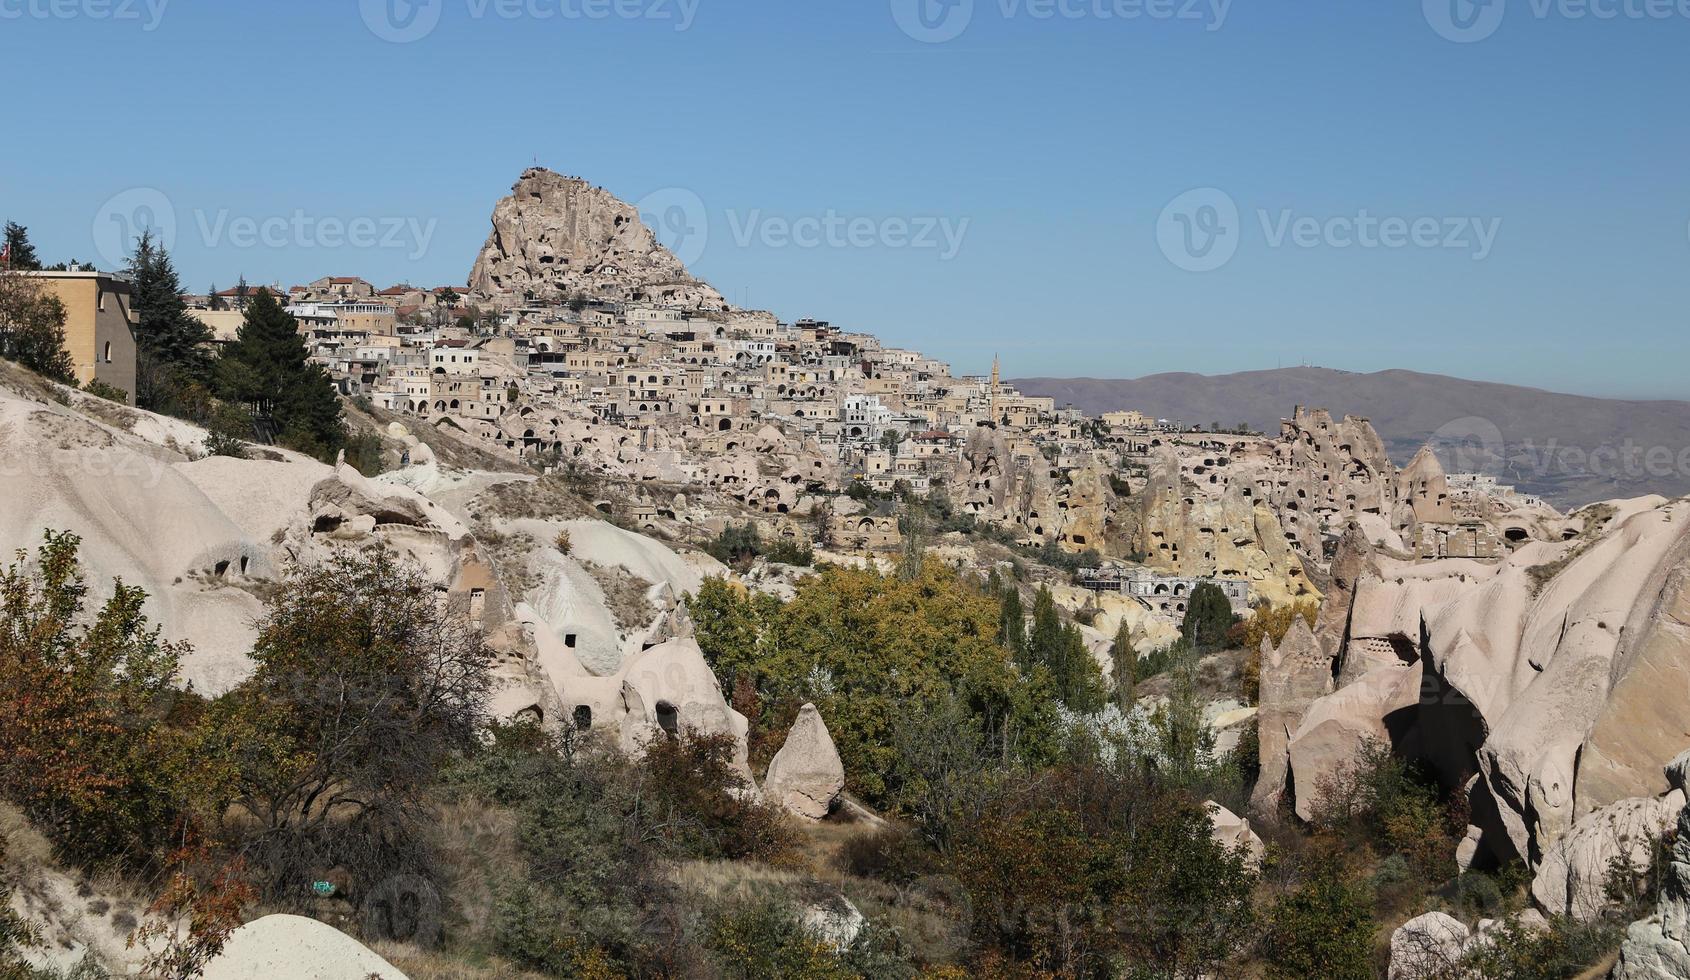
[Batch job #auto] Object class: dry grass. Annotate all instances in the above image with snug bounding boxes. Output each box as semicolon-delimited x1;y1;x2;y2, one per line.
1527;502;1619;596
361;402;527;474
371;941;553;980
427;798;526;948
581;560;657;633
475;476;597;523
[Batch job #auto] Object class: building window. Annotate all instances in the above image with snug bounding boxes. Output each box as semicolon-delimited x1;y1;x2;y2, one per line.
104;342;113;363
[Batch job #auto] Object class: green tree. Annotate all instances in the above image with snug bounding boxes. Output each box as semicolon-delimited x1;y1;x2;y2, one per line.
0;531;203;863
126;230;215;389
953;763;1257;977
216;288;345;459
1259;865;1376;980
2;222;40;271
1182;581;1238;652
0;270;75;383
211;546;493;900
688;561;1059;805
1025;586;1106;713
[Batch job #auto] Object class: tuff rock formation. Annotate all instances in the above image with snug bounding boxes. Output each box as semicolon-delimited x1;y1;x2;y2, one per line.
1388;911;1469;980
1252;618;1332;815
1206;801;1265;869
201;914;408;979
1614;752;1690;979
468;167;725;311
763;703;847;819
1133;448;1312;605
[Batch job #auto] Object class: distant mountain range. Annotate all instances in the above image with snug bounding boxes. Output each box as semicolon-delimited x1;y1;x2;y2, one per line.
1012;367;1690;508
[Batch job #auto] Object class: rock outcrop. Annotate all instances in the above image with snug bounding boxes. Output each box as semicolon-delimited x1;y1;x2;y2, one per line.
1388;911;1469;980
201;914;408;979
1252;618;1332;816
1614;753;1690;979
1206;801;1265;869
1531;790;1685;920
468;168;725;311
763;703;846;819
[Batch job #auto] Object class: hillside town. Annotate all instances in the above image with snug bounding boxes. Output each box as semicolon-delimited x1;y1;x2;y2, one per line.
2;168;1686;980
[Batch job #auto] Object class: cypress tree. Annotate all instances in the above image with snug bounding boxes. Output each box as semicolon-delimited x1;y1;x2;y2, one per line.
1110;619;1138;710
999;582;1025;658
216;288;343;459
2;222;40;270
1182;581;1238;653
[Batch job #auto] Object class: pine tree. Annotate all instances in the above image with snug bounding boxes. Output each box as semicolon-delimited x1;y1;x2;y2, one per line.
216;288;343;459
125;231;214;388
207;283;223;311
2;222;40;271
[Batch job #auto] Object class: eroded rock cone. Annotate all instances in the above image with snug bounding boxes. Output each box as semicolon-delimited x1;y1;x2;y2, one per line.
764;703;845;819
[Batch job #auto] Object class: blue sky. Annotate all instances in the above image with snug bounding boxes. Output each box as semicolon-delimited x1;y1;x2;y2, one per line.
2;0;1686;398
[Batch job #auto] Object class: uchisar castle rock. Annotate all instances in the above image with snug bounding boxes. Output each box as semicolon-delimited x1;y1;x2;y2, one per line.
3;168;1687;977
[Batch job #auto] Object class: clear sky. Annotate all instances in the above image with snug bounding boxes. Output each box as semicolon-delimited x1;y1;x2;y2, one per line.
2;0;1686;398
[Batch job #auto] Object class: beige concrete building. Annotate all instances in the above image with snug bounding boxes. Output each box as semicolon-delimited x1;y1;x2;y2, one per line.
27;271;138;397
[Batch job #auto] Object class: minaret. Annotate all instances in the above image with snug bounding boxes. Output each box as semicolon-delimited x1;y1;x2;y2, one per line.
989;354;1000;424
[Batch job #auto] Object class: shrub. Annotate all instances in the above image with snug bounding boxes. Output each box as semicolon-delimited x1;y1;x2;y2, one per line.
952;764;1256;977
209;545;494;902
0;530;201;865
1259;865;1376;980
838;824;939;883
1458;915;1622;979
1310;741;1457;883
82;380;129;405
638;731;792;862
202;431;248;459
705;897;852;980
554;530;572;555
